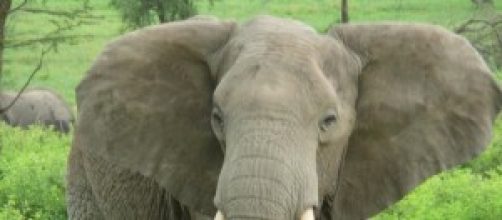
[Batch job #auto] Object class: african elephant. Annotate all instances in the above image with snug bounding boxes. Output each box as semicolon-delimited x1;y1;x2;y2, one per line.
0;88;74;133
67;16;502;219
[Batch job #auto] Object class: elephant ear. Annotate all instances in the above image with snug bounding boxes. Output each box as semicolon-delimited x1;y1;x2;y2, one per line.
74;19;235;215
328;24;502;218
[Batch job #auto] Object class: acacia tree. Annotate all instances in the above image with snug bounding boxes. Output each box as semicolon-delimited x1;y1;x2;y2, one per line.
0;0;97;113
110;0;198;29
0;0;97;81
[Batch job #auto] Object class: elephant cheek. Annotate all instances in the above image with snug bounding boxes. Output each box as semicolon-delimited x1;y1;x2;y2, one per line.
213;124;318;219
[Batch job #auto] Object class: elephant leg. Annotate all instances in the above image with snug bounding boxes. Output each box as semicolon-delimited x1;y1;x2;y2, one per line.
67;147;105;220
81;151;191;220
68;145;206;219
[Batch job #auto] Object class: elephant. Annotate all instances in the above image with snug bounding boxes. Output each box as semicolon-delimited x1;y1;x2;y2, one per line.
0;88;74;133
67;16;502;220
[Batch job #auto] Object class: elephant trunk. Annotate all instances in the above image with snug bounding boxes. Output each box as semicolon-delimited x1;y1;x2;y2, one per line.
214;119;318;220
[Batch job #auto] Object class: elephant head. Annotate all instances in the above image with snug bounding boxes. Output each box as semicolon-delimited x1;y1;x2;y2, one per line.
0;88;74;133
73;16;502;219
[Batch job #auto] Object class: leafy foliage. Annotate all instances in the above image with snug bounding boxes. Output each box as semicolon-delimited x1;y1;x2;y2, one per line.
374;168;502;219
464;117;502;175
0;124;70;220
373;118;502;219
109;0;197;29
1;120;502;219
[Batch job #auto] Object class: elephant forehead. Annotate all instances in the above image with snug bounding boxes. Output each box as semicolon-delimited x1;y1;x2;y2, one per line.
235;31;321;64
215;70;332;128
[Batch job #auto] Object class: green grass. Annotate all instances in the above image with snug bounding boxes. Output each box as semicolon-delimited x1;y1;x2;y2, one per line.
198;0;500;31
3;0;501;104
1;0;501;219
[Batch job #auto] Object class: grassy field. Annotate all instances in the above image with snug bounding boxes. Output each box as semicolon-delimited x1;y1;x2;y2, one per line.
3;0;501;103
1;0;501;219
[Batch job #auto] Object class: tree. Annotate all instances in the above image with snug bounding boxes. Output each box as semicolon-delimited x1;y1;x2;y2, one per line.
341;0;349;23
0;0;97;80
457;2;502;70
0;0;98;113
110;0;198;29
0;0;12;80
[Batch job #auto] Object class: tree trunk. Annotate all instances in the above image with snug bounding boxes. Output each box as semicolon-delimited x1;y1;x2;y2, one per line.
156;0;167;23
179;0;195;19
0;0;11;83
341;0;349;23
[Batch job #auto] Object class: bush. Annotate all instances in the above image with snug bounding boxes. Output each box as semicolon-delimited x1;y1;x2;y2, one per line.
464;117;502;175
1;119;501;220
375;118;502;219
375;168;502;219
0;124;70;220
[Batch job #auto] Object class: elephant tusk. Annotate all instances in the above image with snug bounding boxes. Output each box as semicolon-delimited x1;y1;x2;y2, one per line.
214;210;225;220
300;208;315;220
214;209;314;220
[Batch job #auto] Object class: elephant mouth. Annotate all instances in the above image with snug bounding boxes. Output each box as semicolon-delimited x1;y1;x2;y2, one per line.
214;208;315;220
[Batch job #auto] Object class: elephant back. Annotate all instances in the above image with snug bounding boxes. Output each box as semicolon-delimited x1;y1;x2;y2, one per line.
0;88;74;133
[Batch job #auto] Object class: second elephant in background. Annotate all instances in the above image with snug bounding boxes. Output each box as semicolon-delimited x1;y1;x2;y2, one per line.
0;88;74;133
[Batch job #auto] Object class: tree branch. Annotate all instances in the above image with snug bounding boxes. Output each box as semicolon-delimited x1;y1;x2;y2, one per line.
5;9;98;49
7;0;27;14
455;16;502;69
6;34;94;48
20;7;84;18
455;19;502;33
0;45;53;114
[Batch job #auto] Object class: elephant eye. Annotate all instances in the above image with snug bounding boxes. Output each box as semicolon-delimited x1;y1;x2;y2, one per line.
320;114;337;132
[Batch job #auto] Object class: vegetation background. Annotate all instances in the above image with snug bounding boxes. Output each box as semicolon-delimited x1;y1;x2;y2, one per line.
0;0;501;219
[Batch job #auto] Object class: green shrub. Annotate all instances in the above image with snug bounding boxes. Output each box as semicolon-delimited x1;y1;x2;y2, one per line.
0;124;70;220
0;200;26;220
465;117;502;175
375;168;502;220
375;118;502;219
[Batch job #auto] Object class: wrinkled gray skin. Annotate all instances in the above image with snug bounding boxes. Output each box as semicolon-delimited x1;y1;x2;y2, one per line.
67;16;502;220
0;89;74;133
